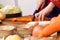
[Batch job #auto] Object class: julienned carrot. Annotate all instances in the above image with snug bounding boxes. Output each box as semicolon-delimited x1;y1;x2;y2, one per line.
11;17;32;22
38;14;60;38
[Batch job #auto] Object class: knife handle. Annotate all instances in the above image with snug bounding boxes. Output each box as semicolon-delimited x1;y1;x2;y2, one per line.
32;15;35;21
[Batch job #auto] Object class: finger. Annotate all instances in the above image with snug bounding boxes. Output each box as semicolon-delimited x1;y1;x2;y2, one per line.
35;13;39;19
42;14;45;21
38;14;42;21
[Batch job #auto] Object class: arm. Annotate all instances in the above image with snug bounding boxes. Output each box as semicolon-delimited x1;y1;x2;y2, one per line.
33;0;45;15
50;0;60;8
36;0;45;10
39;2;55;15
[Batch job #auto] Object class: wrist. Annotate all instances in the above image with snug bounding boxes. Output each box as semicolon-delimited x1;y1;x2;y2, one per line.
33;10;39;15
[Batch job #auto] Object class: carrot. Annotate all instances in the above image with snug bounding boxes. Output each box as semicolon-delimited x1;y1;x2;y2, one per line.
38;14;60;38
11;17;32;22
11;18;17;22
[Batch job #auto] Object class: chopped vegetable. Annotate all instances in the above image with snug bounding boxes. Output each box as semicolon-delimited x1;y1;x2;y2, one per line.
5;35;22;40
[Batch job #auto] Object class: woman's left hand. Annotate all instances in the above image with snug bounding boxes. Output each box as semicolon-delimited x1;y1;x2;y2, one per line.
35;9;47;21
35;2;55;21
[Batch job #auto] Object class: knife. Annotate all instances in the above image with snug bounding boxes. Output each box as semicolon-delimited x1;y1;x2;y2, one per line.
32;9;41;21
32;15;35;21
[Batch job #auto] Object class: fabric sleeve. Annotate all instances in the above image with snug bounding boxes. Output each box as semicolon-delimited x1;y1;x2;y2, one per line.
50;0;60;8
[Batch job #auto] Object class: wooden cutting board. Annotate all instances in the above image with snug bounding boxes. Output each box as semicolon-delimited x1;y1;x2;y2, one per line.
0;15;51;26
0;15;33;26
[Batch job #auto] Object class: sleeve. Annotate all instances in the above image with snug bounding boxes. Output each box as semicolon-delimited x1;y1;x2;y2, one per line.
50;0;60;8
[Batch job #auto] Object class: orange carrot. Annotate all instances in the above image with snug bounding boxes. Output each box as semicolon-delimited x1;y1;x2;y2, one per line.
11;17;32;22
38;14;60;38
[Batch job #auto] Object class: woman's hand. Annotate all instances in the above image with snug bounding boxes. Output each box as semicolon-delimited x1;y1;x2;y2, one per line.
35;9;47;21
35;2;55;21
